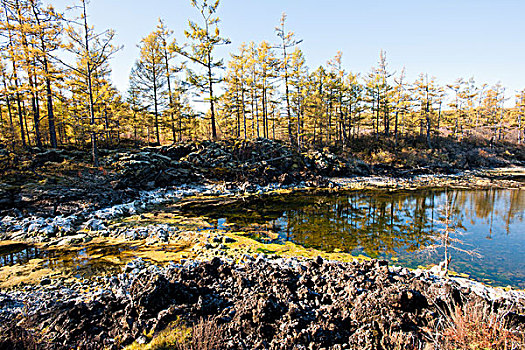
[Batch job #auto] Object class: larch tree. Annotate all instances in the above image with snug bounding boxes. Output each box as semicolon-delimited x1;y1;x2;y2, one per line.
461;77;479;136
175;0;230;140
482;83;507;145
257;41;279;139
391;68;406;145
130;29;166;145
1;0;26;148
63;0;120;166
126;84;146;144
377;50;394;136
447;78;466;137
364;68;381;137
302;66;323;145
275;12;302;145
325;52;339;143
223;43;250;138
345;71;364;141
309;65;329;144
28;0;62;148
157;19;183;143
412;74;441;148
5;0;42;148
366;50;393;137
246;41;258;138
0;59;15;149
289;47;307;148
327;51;349;145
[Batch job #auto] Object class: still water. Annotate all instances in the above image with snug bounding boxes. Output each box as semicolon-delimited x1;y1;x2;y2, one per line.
0;242;138;277
192;189;525;288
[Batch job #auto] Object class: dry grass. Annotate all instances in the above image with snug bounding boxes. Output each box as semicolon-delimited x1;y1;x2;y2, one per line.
427;299;525;350
124;318;223;350
175;318;224;350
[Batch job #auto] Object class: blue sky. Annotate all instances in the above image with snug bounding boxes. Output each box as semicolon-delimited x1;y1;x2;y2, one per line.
52;0;525;99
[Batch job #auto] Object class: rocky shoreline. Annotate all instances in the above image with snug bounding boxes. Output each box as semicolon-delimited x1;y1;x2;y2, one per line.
1;256;524;349
1;167;523;246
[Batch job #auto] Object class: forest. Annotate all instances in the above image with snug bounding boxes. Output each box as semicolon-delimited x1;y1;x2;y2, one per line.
0;0;523;167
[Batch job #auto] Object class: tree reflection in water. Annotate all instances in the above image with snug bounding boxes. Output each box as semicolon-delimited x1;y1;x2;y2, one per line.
194;189;525;288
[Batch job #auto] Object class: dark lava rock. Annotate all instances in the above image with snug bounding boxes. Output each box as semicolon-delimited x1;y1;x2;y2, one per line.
3;258;523;350
110;139;371;189
1;139;371;217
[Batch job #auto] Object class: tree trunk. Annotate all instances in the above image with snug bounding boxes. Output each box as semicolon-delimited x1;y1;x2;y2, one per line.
152;65;160;145
207;51;217;140
11;65;26;148
518;114;522;144
3;74;16;151
255;89;260;138
235;95;240;138
394;111;399;148
31;2;57;148
437;101;442;135
241;86;246;139
82;0;99;166
262;83;267;138
327;99;332;144
163;45;176;143
376;90;381;137
28;75;42;149
22;101;31;147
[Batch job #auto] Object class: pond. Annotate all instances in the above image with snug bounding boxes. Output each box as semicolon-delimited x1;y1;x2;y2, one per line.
0;240;189;285
181;188;525;288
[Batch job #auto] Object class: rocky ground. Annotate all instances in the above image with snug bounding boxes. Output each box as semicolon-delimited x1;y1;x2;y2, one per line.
0;256;524;350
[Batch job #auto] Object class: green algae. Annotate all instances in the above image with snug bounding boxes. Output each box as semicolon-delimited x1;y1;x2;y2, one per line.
0;238;194;288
